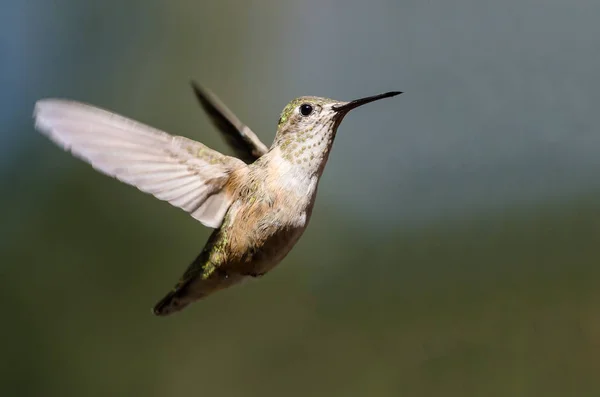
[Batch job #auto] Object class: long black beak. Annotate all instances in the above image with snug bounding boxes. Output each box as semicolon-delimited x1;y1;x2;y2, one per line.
332;91;403;113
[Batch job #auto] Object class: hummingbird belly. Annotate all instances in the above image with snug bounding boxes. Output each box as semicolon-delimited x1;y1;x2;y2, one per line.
220;197;311;277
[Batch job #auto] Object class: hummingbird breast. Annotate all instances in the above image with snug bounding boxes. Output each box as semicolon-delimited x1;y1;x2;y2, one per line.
217;150;320;277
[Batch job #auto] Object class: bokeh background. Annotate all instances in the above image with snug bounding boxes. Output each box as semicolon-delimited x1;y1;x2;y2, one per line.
2;0;600;396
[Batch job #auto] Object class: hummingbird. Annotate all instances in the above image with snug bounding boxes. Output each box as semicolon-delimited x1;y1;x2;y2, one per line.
33;81;401;316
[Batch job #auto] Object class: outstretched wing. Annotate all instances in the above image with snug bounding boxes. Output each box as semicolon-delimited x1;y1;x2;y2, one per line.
34;99;246;228
191;81;269;164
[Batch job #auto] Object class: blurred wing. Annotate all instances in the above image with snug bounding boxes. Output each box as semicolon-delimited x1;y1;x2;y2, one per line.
191;81;269;164
34;99;247;228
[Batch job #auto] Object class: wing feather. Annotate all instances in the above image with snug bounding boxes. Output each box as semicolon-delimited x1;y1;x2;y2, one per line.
191;81;268;163
34;99;246;228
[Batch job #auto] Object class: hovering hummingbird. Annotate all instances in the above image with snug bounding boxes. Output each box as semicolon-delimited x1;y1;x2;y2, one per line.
33;81;401;316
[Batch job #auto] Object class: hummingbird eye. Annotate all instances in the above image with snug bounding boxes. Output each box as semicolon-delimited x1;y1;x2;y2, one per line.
299;104;313;116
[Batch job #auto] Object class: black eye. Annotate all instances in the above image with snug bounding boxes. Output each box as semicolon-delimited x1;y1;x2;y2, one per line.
299;104;313;116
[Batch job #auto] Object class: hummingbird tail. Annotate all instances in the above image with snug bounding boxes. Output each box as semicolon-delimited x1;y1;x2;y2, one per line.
152;244;233;316
152;288;192;316
152;250;209;316
152;230;245;316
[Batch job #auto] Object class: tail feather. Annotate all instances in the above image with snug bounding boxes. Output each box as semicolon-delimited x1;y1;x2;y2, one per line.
152;288;193;316
152;249;208;317
152;230;245;316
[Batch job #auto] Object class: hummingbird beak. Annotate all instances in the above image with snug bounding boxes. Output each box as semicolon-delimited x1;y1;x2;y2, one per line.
331;91;403;113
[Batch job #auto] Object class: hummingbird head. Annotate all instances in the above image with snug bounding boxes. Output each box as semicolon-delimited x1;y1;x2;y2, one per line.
272;91;402;169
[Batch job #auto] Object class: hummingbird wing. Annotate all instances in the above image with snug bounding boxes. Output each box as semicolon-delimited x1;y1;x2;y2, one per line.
190;81;269;163
34;99;246;229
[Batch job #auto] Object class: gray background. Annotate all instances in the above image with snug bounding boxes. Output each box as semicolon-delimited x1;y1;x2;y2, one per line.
2;0;600;396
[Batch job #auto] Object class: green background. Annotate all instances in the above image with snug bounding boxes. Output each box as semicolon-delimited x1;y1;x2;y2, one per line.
2;0;600;396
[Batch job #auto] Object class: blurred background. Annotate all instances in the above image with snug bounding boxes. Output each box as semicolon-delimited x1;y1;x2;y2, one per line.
2;0;600;395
